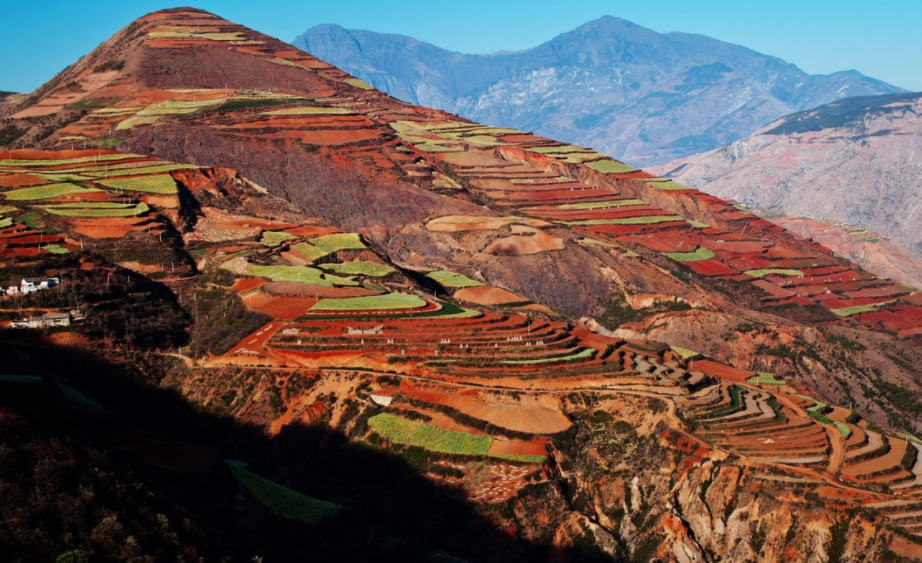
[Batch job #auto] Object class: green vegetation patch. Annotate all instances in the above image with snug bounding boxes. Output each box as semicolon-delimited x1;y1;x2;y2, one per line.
441;308;482;319
42;202;149;217
501;347;595;365
744;268;804;278
670;346;700;360
563;215;684;226
665;247;715;262
227;463;341;524
245;264;357;287
584;159;638;174
308;233;366;253
260;231;295;247
747;372;786;386
310;293;425;311
831;300;896;317
647;180;693;191
3;183;100;201
426;270;483;288
0;153;139;167
319;261;395;277
16;212;41;228
369;413;491;456
41;244;70;254
84;163;197;177
32;173;91;182
290;241;329;261
66;98;119;109
98;175;177;194
0;217;11;228
557;199;645;210
343;78;373;90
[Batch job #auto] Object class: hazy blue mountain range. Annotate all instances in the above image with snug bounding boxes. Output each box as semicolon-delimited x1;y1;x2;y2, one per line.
293;17;904;166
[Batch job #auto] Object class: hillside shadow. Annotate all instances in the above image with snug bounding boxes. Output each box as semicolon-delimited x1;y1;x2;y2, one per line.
0;336;618;563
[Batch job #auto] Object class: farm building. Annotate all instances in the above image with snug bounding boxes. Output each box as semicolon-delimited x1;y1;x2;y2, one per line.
10;312;72;329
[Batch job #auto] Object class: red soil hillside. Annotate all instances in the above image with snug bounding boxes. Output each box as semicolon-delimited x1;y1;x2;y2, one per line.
2;8;922;563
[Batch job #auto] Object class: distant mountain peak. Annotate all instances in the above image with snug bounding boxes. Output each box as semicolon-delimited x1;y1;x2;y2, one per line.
293;17;904;167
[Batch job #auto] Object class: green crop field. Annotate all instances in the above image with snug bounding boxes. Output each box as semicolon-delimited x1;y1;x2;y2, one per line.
670;346;700;360
3;182;100;201
245;264;357;287
368;414;491;456
291;241;329;261
647;180;693;191
557;199;645;210
368;414;545;463
665;247;715;262
84;163;198;177
343;78;373;90
42;202;149;217
99;175;177;194
227;463;341;524
308;233;366;253
115;115;160;130
310;293;426;311
502;347;595;365
260;231;295;247
426;270;483;288
441;308;482;319
743;269;804;278
41;244;70;254
0;153;140;167
320;261;395;277
584;159;638;174
563;215;684;226
831;300;896;317
748;372;786;386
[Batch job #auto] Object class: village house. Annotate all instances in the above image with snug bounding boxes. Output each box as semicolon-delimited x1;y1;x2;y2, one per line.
1;277;60;297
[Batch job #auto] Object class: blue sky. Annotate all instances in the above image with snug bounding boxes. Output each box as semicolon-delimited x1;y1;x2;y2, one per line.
2;0;920;92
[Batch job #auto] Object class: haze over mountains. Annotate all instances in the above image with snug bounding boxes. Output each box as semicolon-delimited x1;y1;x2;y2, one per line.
4;7;922;563
294;17;904;167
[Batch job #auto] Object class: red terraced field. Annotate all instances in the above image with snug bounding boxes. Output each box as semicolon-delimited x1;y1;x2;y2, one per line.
685;259;739;276
856;307;922;332
0;173;46;187
454;286;527;306
688;360;754;382
242;293;317;320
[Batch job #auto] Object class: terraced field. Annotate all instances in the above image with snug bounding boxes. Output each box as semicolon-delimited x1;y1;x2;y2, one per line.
3;8;922;558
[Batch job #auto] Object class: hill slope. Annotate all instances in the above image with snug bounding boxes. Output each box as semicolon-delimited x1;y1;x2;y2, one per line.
292;17;903;166
2;8;922;562
658;92;922;258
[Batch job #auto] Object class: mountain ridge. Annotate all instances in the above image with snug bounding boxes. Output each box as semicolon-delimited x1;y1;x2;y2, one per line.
293;16;904;166
3;7;922;561
658;91;922;259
